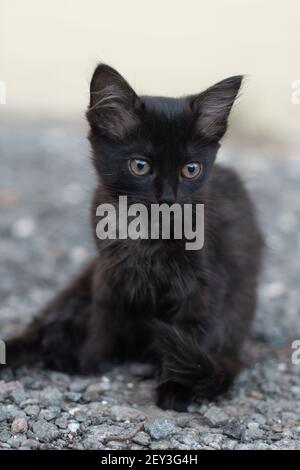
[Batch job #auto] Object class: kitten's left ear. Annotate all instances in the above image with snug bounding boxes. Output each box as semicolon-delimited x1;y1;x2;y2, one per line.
86;63;141;139
190;76;243;141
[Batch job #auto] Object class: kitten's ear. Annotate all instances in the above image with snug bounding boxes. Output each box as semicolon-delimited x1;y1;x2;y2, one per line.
190;76;243;141
86;64;140;139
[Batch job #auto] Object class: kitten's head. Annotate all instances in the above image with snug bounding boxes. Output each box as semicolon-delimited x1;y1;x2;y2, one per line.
87;64;242;205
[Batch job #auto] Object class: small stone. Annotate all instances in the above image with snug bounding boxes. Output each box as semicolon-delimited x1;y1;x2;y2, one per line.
145;417;176;440
68;421;80;433
204;406;229;426
12;217;36;238
132;431;151;446
11;416;28;434
64;391;81;402
7;435;25;449
70;246;88;264
110;405;144;422
10;386;27;405
68;379;91;393
201;432;223;449
150;440;171;450
0;380;21;397
291;386;300;397
83;383;104;401
223;419;244;440
245;422;264;440
273;424;283;433
171;431;200;449
175;414;192;428
32;420;60;443
55;416;69;429
100;376;111;391
0;404;26;421
263;282;285;299
39;407;61;421
86;424;124;443
20;398;39;408
131;444;144;450
22;439;39;449
39;387;63;406
24;405;40;417
0;429;11;443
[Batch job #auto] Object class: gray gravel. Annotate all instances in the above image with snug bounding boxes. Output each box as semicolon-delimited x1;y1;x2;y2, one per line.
0;125;299;450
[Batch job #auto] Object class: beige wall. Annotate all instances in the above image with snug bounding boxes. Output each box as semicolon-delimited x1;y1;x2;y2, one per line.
1;0;300;138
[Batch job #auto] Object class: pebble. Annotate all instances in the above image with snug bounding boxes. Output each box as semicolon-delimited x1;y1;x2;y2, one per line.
10;386;27;405
55;416;69;429
132;431;151;446
39;387;63;406
291;386;300;397
64;391;81;402
83;383;104;401
204;406;229;426
22;439;40;449
223;419;244;440
110;405;144;422
11;416;28;434
145;417;176;440
7;435;25;449
39;407;61;421
68;421;80;433
24;405;40;417
12;217;36;238
0;380;21;396
68;379;91;393
32;420;60;443
245;422;264;440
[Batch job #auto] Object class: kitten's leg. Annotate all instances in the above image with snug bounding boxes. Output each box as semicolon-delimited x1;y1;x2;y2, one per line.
78;265;118;374
5;262;95;373
78;301;116;374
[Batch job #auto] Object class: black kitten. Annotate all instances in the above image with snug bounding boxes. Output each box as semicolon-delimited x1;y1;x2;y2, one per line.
6;64;263;411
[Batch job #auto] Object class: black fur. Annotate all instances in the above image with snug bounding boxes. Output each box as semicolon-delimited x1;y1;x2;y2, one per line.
6;64;264;411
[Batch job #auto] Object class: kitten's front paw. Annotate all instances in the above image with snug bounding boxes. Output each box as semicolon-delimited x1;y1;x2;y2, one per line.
79;346;103;375
79;343;111;375
156;381;192;412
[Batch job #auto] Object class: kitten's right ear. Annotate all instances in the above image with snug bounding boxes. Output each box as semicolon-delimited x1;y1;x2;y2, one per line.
86;64;140;139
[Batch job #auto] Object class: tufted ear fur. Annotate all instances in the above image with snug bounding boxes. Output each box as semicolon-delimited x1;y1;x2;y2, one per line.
190;75;243;141
86;64;141;139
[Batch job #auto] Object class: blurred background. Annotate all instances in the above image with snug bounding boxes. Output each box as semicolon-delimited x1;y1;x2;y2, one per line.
1;0;300;141
0;0;299;346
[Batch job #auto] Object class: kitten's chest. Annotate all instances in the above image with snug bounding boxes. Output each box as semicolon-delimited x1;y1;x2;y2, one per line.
111;244;204;317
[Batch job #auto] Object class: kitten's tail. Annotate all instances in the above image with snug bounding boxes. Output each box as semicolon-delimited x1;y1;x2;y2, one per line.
4;319;43;369
153;320;240;400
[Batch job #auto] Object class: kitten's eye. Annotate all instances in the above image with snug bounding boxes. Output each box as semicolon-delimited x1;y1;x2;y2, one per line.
129;158;151;176
181;162;203;179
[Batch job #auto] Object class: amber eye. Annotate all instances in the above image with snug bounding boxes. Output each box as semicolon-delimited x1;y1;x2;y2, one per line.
129;158;151;176
181;162;203;179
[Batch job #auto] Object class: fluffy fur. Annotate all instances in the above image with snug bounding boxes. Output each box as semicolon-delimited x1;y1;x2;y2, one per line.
6;64;264;411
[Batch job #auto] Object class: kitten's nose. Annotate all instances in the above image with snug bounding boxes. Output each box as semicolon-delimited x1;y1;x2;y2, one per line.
159;184;176;205
159;196;175;205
